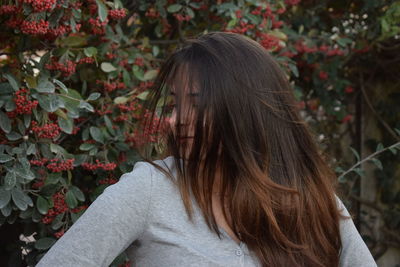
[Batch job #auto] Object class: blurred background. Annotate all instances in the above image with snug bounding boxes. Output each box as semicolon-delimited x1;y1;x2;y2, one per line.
0;0;399;266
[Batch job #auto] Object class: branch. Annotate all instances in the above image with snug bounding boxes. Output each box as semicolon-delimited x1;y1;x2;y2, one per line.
359;72;400;142
338;141;400;179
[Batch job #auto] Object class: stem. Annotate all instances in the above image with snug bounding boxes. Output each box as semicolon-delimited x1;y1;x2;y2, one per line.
338;141;400;179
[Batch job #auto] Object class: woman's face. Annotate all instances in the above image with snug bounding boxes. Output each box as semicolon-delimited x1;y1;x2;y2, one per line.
167;85;199;159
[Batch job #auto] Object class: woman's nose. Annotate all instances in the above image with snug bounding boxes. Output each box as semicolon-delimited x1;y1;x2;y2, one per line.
168;108;177;127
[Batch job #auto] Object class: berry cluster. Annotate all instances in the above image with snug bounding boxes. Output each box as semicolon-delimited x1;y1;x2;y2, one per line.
227;20;255;34
32;171;46;189
117;100;142;113
13;88;38;115
81;160;117;171
108;9;127;20
319;71;328;80
0;5;19;15
46;158;75;172
45;24;81;39
125;112;168;147
41;191;69;224
96;80;125;92
87;0;98;15
145;8;160;19
45;58;76;77
105;52;117;60
285;0;301;6
113;114;129;122
118;59;130;70
21;19;49;35
88;17;108;35
31;121;61;139
95;104;112;115
71;205;88;214
259;33;281;51
78;57;95;64
345;86;354;94
54;229;65;239
134;57;144;67
173;13;192;22
98;178;118;185
23;0;56;13
30;158;75;172
136;81;154;94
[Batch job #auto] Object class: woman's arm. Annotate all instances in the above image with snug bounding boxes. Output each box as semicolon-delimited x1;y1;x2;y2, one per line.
36;161;153;267
336;197;377;267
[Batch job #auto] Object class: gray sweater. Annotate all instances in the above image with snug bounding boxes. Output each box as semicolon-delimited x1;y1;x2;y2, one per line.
36;156;377;267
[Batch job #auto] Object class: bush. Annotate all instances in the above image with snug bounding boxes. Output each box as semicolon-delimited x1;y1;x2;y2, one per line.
0;0;399;266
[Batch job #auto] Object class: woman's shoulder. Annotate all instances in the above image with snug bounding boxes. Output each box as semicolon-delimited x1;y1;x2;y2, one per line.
115;156;179;196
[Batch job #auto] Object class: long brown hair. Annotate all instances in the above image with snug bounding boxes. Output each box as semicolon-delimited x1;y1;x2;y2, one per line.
141;31;344;266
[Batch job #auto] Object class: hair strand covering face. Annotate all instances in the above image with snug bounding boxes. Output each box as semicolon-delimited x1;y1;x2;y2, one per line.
140;32;345;267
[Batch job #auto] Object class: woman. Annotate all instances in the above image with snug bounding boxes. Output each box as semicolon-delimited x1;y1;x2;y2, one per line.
36;32;376;267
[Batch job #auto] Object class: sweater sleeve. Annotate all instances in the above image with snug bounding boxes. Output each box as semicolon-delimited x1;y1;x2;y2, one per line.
36;161;153;267
336;196;377;267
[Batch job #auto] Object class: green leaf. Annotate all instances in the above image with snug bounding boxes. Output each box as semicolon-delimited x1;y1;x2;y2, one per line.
0;154;14;163
36;196;49;215
376;143;384;152
3;73;19;91
49;143;68;155
53;79;69;93
23;114;31;128
101;62;117;72
84;47;98;57
371;158;383;170
51;213;64;230
132;65;144;81
0;111;11;133
185;7;195;19
389;147;397;155
114;96;128;104
90;126;105;144
353;168;365;177
62;35;87;47
87;92;101;101
6;132;22;141
36;81;55;93
143;69;159;81
167;4;182;13
288;63;299;78
34;237;56;250
4;172;16;190
96;0;108;22
1;203;12;217
78;101;94;112
37;94;63;112
335;166;345;173
381;18;389;32
14;164;35;181
45;173;61;185
79;143;96;151
152;46;160;57
58;116;73;134
65;190;78;208
11;188;28;211
136;91;148;100
104;115;115;135
349;147;360;161
0;188;11;209
70;186;85;202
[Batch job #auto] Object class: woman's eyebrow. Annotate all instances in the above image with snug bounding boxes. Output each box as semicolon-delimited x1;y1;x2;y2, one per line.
169;91;199;97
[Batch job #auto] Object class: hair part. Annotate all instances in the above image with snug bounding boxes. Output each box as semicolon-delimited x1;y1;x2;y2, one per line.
141;31;345;266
